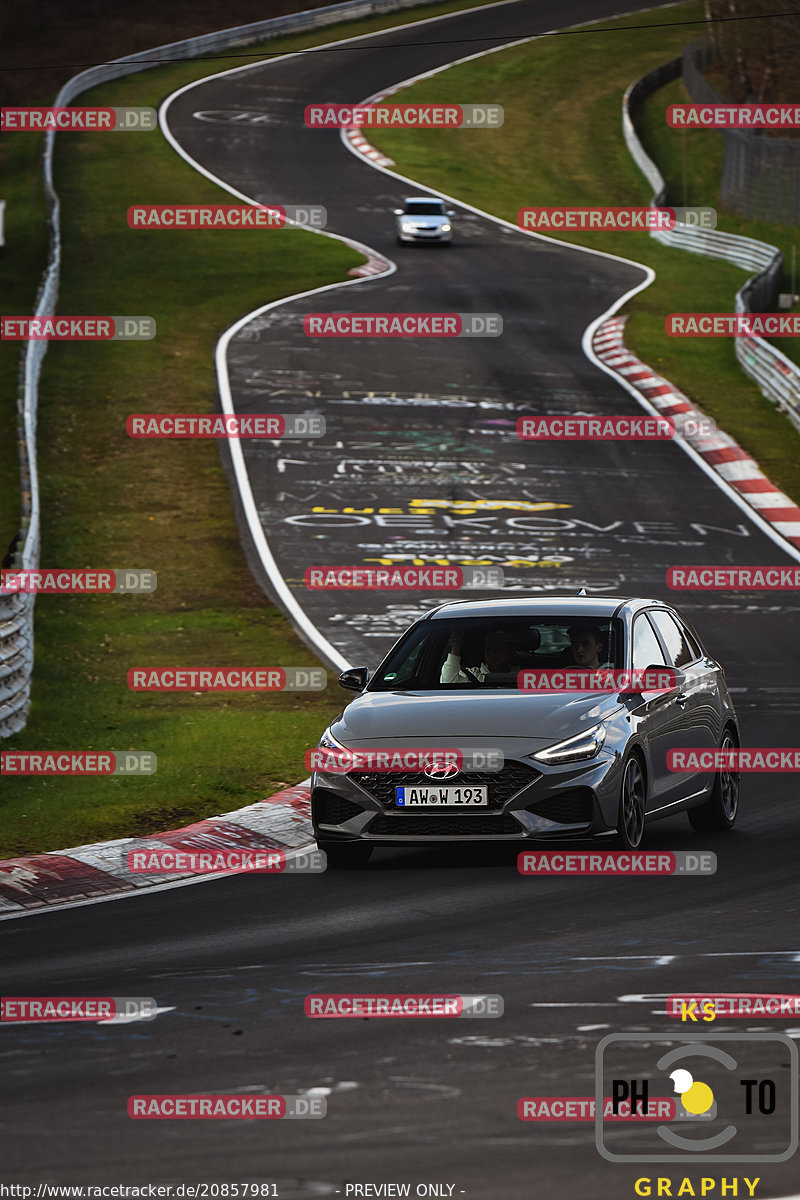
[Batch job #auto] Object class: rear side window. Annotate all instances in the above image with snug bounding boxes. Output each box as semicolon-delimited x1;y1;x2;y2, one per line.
632;615;667;669
648;610;695;668
679;622;703;661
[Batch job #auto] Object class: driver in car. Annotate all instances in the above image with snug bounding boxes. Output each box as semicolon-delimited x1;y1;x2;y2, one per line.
440;629;517;683
568;623;612;670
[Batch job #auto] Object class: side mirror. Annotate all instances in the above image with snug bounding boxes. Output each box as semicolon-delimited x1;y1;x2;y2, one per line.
620;665;683;698
446;210;455;217
339;666;369;692
392;209;403;215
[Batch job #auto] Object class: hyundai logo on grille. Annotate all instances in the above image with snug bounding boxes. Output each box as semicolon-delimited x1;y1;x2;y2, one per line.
423;762;460;780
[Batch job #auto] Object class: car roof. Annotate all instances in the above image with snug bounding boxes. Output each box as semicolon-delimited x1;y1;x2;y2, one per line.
404;196;444;203
423;596;667;621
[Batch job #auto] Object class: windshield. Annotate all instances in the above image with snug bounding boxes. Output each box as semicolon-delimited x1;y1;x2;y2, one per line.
369;615;623;691
404;201;445;215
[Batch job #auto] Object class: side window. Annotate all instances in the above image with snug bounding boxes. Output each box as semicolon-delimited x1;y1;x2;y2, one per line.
648;610;694;668
632;615;667;670
682;624;704;661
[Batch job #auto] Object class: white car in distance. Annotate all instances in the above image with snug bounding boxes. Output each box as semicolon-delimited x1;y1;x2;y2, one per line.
394;196;454;245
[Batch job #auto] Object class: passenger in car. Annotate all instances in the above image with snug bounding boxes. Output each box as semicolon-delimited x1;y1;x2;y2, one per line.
440;629;517;683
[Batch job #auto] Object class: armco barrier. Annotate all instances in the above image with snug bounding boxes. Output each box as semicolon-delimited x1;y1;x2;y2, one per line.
0;0;447;739
622;61;800;437
0;591;34;736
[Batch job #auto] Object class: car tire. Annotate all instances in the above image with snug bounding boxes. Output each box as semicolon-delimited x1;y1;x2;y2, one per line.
688;729;739;832
615;753;646;849
317;842;374;868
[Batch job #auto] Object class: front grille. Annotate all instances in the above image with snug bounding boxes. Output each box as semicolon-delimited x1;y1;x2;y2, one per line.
312;791;363;826
525;789;594;824
349;760;539;810
367;813;523;837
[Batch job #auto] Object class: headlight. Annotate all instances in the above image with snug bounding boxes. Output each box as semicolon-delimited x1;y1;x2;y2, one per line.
440;224;451;232
529;722;607;765
401;222;415;231
318;726;347;753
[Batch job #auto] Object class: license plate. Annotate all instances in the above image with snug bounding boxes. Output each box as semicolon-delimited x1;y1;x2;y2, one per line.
395;786;489;806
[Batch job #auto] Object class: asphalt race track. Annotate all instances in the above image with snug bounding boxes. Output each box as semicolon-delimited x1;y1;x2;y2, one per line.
3;1;800;1195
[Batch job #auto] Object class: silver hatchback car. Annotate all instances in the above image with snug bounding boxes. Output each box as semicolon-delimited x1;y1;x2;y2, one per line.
311;596;741;866
394;196;455;245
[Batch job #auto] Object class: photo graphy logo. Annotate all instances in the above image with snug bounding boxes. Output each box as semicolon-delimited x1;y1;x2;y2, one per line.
595;1032;798;1162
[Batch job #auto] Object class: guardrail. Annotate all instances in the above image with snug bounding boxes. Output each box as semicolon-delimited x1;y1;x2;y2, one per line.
622;60;800;437
0;0;447;738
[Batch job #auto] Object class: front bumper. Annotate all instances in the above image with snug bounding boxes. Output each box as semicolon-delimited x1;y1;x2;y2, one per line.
311;752;622;844
397;227;452;243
